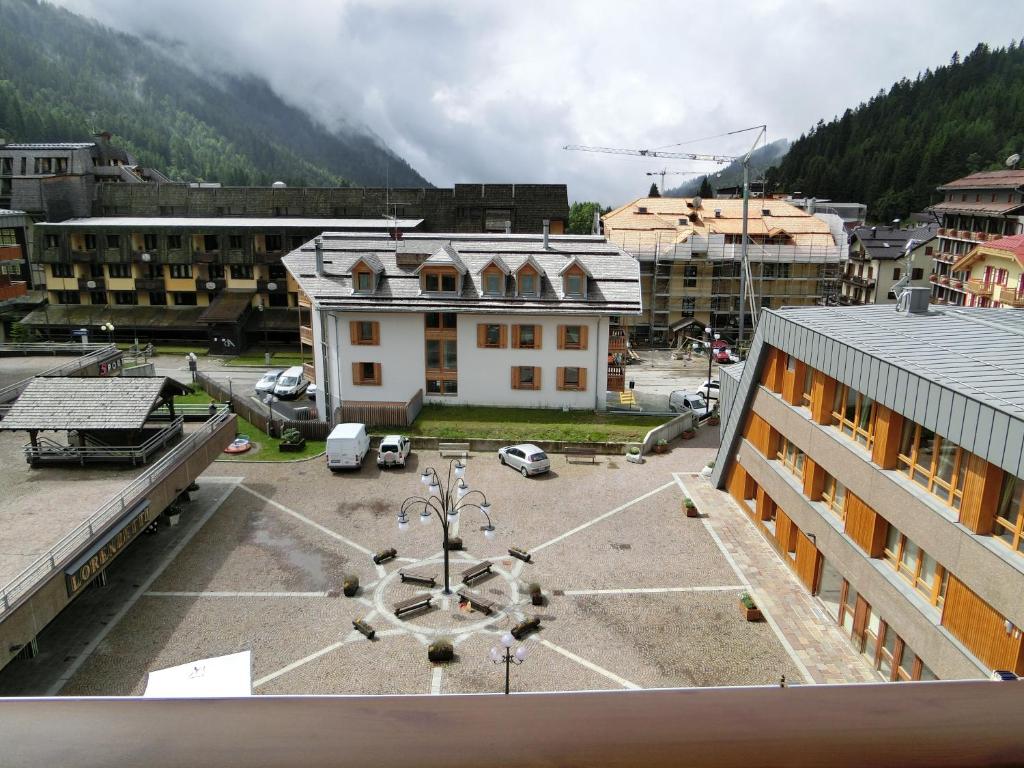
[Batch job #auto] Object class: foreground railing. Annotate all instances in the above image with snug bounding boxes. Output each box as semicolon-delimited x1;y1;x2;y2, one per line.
0;345;120;406
0;407;233;616
24;418;184;465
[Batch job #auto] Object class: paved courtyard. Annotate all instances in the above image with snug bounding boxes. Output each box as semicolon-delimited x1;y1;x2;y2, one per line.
29;433;873;697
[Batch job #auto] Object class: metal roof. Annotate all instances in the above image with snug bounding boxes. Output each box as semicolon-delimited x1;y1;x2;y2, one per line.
36;217;424;230
1;143;95;150
0;377;189;432
852;225;938;261
937;170;1024;190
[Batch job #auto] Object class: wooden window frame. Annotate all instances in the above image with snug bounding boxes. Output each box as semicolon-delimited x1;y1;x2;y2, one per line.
882;525;947;608
482;267;505;296
562;264;587;298
557;324;588;351
776;437;805;480
512;366;541;391
821;474;848;522
517;265;540;297
349;320;380;346
831;384;876;449
352;361;382;386
897;422;966;510
557;366;587;392
512;324;542;350
477;323;507;349
353;268;374;293
993;474;1024;555
800;365;814;409
421;267;460;294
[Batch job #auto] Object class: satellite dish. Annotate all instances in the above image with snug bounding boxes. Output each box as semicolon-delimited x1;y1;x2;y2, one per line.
1006;153;1020;169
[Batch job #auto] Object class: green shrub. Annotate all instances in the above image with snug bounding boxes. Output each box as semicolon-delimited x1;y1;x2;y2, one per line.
428;637;454;663
342;574;359;597
280;427;303;444
684;497;695;508
740;592;757;610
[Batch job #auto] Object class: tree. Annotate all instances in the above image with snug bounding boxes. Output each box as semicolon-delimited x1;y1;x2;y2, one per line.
698;175;714;199
648;182;661;197
567;201;605;234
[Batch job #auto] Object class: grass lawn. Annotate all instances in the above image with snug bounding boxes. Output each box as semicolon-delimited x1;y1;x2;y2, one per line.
223;352;307;368
407;405;666;443
116;343;209;356
175;390;325;461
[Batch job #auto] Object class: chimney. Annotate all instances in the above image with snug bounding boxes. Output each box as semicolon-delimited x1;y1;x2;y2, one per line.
870;226;877;238
504;220;512;235
592;210;601;235
543;219;550;249
314;237;324;275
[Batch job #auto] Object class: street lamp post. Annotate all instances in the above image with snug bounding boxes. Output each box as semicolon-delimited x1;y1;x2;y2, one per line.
262;393;277;437
704;326;720;388
490;632;529;694
397;459;495;595
100;321;115;345
262;283;278;366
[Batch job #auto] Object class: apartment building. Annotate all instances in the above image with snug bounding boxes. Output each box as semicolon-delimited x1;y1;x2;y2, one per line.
947;234;1024;308
840;224;937;305
712;295;1024;682
0;209;30;303
282;232;641;424
602;197;845;345
927;169;1024;306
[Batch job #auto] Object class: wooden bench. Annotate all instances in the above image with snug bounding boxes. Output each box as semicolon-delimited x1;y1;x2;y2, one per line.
394;593;433;618
511;616;541;640
399;569;437;587
352;618;375;640
439;442;470;459
565;446;597;464
461;560;493;584
456;588;498;615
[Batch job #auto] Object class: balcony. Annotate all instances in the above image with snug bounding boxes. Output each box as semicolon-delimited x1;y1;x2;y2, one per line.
841;274;875;288
0;280;27;300
965;279;993;297
297;291;311;308
303;363;316;384
299;324;313;346
0;245;22;262
193;250;220;263
135;278;165;291
70;249;97;263
992;285;1024;307
608;327;627;354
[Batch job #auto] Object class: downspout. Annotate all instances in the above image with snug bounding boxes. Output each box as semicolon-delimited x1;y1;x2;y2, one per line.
594;316;602;410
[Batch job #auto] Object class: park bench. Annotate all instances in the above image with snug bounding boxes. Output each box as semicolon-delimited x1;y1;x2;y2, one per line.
461;560;493;584
394;593;433;618
352;618;376;640
439;442;470;459
511;616;541;640
373;547;397;565
399;569;437;587
564;446;597;464
456;588;498;615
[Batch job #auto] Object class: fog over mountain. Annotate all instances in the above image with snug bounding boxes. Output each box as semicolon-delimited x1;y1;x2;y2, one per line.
51;0;1024;205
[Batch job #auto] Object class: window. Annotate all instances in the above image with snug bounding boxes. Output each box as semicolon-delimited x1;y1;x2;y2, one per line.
89;263;105;278
565;274;583;296
558;366;586;391
173;292;197;306
512;366;540;390
800;366;813;409
113;291;137;305
107;263;132;278
513;324;540;349
207;264;224;279
268;292;289;307
82;234;97;250
228;235;243;250
149;292;167;306
559;324;586;350
230;265;253;280
478;323;505;349
51;263;74;278
892;268;901;281
911;267;924;280
683;265;698;288
425;339;457;371
426;379;459;395
897;422;966;510
45;234;60;249
483;272;504;296
682;297;695;316
0;228;16;245
425;312;457;329
354;270;373;292
831;384;876;448
519;273;536;295
353;362;382;386
103;234;120;249
763;262;791;279
821;474;847;521
268;264;287;280
170;264;193;279
167;234;182;250
424;270;458;293
143;234;158;251
54;290;80;304
89;291;106;305
993;475;1024;555
883;525;947;608
776;437;805;479
350;320;379;346
265;234;282;252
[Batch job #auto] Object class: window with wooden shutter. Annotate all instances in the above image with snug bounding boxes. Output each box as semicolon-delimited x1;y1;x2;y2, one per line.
557;324;587;350
557;366;586;391
352;361;381;385
477;323;505;349
512;366;540;390
350;320;379;345
513;324;541;349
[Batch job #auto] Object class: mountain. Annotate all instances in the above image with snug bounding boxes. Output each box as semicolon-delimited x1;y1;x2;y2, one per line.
771;43;1024;222
0;0;429;187
664;139;790;197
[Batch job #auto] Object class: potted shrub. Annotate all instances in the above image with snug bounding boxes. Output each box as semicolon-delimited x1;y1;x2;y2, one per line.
739;592;763;622
700;460;715;478
428;637;454;663
278;427;306;453
527;582;543;606
681;428;697;440
342;574;359;597
707;408;720;427
683;497;699;517
626;445;644;464
165;504;183;527
653;438;669;454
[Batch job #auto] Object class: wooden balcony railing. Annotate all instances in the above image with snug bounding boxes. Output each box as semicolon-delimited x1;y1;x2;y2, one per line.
303;362;316;383
965;279;993;297
299;325;313;346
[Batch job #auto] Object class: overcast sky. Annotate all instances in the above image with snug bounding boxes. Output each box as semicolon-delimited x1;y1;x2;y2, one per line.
53;0;1024;206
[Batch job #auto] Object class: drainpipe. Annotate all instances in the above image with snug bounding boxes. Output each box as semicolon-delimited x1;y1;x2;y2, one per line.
594;316;602;411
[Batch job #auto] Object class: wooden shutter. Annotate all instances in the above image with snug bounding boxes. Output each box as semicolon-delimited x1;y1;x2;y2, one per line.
557;325;566;350
802;458;825;501
533;367;541;390
960;454;1003;534
810;371;837;424
511;366;519;389
511;325;520;348
871;405;904;469
351;361;360;384
942;574;1024;675
578;367;587;391
499;325;508;348
844;493;887;557
534;325;542;350
557;367;565;390
477;323;487;348
782;359;805;405
795;533;821;591
579;325;589;350
373;363;382;386
371;322;380;345
349;321;358;344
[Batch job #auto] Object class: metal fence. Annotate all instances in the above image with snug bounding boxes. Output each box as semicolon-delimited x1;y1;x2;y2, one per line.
195;373;332;440
0;407;235;617
0;345;121;407
25;419;185;466
0;342;112;356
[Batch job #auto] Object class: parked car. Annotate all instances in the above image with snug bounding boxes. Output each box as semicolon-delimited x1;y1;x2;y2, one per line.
714;348;740;364
669;390;712;419
273;365;308;399
498;444;551;477
377;435;412;468
255;369;285;395
307;382;318;401
698;379;720;401
326;423;370;471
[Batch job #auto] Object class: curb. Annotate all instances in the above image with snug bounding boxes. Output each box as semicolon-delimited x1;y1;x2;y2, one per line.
215;450;327;464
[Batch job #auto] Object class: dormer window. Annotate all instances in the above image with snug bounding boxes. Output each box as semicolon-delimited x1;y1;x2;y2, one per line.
484;272;504;296
519;273;536;295
565;274;583;296
356;271;372;292
558;258;592;299
423;268;459;293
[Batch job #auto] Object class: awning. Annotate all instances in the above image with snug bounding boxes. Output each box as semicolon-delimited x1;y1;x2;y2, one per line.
198;291;255;324
19;304;206;330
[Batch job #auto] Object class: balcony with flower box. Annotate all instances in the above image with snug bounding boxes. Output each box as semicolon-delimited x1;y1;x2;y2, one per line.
965;279;993;297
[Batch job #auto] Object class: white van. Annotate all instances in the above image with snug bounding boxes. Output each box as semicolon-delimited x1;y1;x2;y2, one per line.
668;390;712;419
273;366;308;399
326;423;370;471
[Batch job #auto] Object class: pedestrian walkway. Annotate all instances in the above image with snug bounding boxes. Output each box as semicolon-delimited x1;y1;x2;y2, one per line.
681;472;878;685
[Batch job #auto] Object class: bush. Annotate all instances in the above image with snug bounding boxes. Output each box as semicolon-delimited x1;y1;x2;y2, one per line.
627;446;640;455
656;438;668;447
428;637;454;663
527;582;541;595
684;497;695;508
740;592;757;610
706;460;715;469
342;574;359;597
280;427;303;445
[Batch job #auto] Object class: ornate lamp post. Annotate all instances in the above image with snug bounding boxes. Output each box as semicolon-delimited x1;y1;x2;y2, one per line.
490;632;529;694
397;459;495;594
704;326;720;387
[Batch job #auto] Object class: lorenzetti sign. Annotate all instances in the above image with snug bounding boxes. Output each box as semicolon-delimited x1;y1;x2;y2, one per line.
65;500;154;597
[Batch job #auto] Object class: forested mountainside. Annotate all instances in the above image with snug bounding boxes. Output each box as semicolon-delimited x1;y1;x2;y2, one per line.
665;139;789;197
0;0;429;187
770;43;1024;221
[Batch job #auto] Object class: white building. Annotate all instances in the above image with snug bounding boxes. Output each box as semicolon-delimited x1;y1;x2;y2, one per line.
282;232;642;423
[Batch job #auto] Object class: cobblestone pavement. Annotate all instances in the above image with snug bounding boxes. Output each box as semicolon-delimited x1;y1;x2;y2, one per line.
32;439;874;697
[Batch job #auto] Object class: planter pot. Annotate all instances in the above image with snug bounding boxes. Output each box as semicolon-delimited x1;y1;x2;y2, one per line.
279;439;306;453
685;505;699;518
681;431;696;440
343;583;359;597
653;444;668;454
166;513;181;527
707;417;720;426
740;602;763;622
531;593;544;606
626;453;644;464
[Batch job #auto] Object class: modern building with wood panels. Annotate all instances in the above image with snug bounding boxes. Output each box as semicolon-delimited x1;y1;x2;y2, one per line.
711;292;1024;681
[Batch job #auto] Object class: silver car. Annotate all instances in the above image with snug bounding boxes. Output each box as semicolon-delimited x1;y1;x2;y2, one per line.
255;369;285;395
498;443;551;477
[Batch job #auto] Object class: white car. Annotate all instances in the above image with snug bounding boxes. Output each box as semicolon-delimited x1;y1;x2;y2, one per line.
273;365;308;399
255;369;285;395
498;444;551;477
377;435;412;468
307;382;318;401
669;390;712;419
698;380;720;401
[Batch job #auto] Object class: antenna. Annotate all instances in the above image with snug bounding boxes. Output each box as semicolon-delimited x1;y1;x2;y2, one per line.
1006;153;1021;169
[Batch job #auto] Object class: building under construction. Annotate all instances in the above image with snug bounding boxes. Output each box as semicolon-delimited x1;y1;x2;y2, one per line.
602;197;847;346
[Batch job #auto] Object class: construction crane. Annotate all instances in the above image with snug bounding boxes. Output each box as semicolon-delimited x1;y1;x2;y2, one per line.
563;144;734;164
645;169;701;195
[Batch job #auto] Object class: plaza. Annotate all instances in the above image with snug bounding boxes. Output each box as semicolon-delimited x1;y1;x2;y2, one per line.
0;431;877;698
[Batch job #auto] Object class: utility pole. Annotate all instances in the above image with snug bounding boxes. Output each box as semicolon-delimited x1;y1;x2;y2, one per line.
738;126;766;351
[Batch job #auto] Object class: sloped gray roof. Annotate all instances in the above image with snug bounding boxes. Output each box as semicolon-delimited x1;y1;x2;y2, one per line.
0;377;189;432
283;232;642;316
852;225;938;261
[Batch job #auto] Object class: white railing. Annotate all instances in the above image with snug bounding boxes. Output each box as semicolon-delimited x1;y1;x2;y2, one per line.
0;407;233;616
